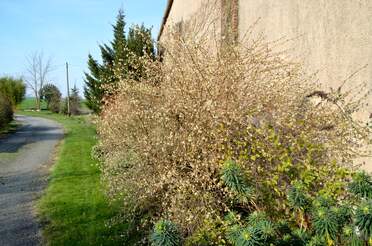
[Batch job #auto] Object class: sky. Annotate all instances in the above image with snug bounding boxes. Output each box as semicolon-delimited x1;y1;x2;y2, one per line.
0;0;167;97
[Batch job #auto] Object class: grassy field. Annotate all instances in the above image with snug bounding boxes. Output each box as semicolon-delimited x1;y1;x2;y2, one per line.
18;98;48;110
18;97;89;111
19;111;135;245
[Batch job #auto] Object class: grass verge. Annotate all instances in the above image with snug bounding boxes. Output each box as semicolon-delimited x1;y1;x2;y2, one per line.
19;111;133;245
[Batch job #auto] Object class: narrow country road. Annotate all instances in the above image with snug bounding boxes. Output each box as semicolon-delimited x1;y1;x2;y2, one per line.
0;115;63;246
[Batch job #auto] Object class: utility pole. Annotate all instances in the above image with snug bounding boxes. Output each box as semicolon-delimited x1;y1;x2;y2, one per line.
66;62;71;116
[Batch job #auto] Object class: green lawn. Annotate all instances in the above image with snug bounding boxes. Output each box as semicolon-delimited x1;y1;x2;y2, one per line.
18;97;47;110
19;111;134;245
18;97;91;114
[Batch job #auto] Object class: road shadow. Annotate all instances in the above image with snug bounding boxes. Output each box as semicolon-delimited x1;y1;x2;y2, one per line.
0;116;64;154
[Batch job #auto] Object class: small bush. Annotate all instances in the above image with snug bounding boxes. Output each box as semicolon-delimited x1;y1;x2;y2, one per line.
40;84;61;113
0;94;13;129
49;97;61;113
349;171;372;198
355;199;372;240
0;77;25;107
150;220;182;246
61;86;81;115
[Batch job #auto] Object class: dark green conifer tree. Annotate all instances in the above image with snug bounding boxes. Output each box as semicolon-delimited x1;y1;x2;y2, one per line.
112;9;127;73
127;24;154;58
84;8;154;114
84;55;103;113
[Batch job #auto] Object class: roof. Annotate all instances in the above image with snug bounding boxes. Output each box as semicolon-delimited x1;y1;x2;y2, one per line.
157;0;174;41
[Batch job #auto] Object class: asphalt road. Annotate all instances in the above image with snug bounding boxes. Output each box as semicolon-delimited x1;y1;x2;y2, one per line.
0;115;63;246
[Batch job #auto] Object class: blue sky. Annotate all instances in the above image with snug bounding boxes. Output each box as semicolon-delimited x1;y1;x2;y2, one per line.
0;0;167;97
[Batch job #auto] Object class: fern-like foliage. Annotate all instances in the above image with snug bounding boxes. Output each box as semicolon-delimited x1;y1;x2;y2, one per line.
341;225;363;246
291;228;310;244
150;220;182;246
247;211;267;226
225;211;241;225
247;212;277;243
332;204;353;226
227;212;276;246
276;219;292;235
288;182;310;210
312;196;335;209
355;199;372;239
276;231;308;246
312;207;338;240
307;235;326;246
221;160;255;204
227;225;262;246
256;220;276;241
349;172;372;198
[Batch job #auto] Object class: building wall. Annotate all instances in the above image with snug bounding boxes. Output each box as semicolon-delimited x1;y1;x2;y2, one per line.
160;0;212;42
162;0;203;27
221;0;239;44
161;0;372;118
239;0;372;121
239;0;372;170
159;0;222;48
159;0;372;170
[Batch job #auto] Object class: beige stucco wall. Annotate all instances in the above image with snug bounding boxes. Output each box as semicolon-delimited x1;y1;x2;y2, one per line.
239;0;372;170
163;0;204;26
159;0;372;170
159;0;221;47
239;0;372;120
161;0;372;121
159;0;205;44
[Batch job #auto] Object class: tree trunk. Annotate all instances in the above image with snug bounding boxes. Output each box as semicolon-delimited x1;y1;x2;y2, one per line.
35;91;40;111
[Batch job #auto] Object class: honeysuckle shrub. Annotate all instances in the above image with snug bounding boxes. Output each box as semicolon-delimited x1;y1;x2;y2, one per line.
96;25;372;243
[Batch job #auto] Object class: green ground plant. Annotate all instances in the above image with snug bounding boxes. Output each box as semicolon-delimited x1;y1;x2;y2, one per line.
151;220;182;246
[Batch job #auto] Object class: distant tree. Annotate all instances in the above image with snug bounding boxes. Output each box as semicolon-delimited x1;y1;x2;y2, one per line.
25;51;53;111
69;85;81;115
0;77;26;107
112;9;127;80
40;84;61;113
84;9;154;114
63;85;80;115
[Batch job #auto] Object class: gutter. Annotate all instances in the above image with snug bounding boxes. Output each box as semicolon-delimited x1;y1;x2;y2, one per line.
157;0;174;42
